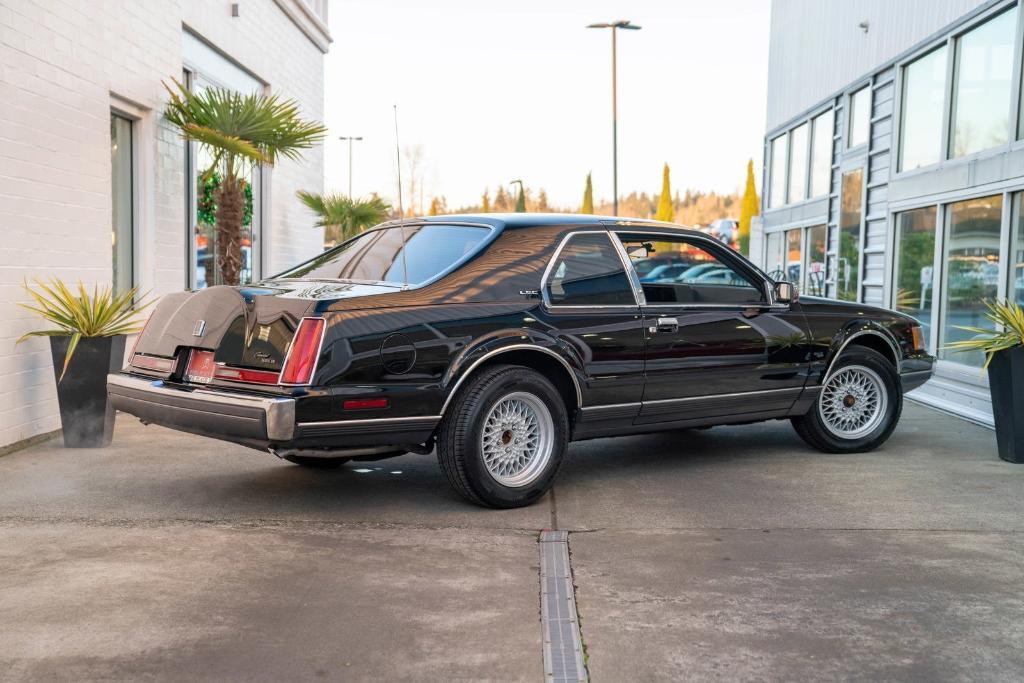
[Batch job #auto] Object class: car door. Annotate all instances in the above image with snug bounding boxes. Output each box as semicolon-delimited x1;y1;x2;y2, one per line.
537;230;646;415
614;231;810;424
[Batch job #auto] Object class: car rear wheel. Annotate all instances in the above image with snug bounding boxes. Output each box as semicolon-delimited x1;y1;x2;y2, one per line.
437;364;568;508
791;347;902;453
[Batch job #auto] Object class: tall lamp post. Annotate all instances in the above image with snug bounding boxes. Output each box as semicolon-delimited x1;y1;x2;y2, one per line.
338;135;363;198
587;20;641;216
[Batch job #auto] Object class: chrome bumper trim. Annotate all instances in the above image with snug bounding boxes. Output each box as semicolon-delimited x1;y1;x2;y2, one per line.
107;373;296;441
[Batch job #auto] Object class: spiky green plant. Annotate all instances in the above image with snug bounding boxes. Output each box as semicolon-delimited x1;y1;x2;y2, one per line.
947;299;1024;370
18;280;151;380
163;78;326;285
297;191;391;245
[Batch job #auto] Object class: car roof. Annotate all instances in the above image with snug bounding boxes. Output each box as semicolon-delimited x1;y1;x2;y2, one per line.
376;212;710;238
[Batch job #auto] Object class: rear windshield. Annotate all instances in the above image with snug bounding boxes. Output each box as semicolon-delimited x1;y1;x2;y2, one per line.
277;224;491;286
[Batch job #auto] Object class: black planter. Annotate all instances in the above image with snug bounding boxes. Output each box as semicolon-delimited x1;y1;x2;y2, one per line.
49;335;126;448
988;346;1024;463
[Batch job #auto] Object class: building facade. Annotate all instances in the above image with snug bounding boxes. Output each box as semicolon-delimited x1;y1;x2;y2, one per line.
760;0;1023;426
0;0;331;449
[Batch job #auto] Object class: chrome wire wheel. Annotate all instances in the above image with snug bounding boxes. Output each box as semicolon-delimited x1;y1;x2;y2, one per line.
480;391;554;488
819;364;888;439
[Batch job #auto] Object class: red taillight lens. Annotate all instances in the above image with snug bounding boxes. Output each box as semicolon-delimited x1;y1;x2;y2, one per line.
280;318;325;385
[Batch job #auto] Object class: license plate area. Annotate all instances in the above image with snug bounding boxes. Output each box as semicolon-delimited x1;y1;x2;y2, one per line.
185;349;217;384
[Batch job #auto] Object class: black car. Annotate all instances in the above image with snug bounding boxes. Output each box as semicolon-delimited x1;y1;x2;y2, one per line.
108;214;934;508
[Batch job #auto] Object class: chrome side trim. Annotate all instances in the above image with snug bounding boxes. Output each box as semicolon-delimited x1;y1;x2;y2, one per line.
107;373;296;441
539;230;642;310
641;386;802;407
296;415;442;428
440;344;584;414
608;232;648;306
825;329;901;375
579;401;642;412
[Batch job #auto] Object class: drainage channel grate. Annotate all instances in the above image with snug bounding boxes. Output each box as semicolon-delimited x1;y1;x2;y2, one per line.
540;530;587;682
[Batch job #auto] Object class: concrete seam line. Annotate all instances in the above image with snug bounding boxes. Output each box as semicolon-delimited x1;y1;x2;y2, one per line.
539;530;587;682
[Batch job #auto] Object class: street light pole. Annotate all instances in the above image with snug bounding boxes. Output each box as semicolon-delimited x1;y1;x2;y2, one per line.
587;20;641;216
338;135;363;198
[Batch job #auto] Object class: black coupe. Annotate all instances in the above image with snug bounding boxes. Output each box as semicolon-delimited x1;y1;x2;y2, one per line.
108;214;934;508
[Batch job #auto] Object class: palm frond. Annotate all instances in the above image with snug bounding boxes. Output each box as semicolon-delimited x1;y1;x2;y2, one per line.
297;191;392;244
17;279;153;381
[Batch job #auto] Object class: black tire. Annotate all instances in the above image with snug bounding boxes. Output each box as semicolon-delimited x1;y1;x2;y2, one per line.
437;364;569;508
283;455;350;468
792;347;902;453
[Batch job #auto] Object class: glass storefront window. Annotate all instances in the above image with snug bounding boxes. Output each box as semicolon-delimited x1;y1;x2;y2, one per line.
838;169;863;301
810;110;833;198
894;208;937;349
1009;193;1024;309
951;9;1015;158
806;224;826;297
899;46;947;171
785;228;802;284
769;134;787;208
787;122;808;204
110;113;133;295
848;87;870;148
940;195;1002;366
765;231;784;279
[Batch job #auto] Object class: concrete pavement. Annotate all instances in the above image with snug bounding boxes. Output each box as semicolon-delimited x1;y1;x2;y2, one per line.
1;402;1021;681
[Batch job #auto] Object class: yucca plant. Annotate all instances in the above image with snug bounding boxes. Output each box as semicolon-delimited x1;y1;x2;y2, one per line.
163;79;327;285
297;191;391;246
18;279;150;380
947;299;1024;370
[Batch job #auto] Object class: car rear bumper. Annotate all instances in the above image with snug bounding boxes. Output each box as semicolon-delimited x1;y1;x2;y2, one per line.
107;373;296;445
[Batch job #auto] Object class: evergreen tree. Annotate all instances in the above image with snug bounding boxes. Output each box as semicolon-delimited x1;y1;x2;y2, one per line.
513;181;526;212
428;197;441;215
481;188;491;213
536;188;550;212
738;159;760;257
581;172;594;214
655;163;674;222
493;185;511;212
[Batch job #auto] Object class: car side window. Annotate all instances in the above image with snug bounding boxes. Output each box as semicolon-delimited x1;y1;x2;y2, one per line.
617;234;766;305
545;232;636;306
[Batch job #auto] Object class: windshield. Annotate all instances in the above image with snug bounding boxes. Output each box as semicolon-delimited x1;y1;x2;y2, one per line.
277;224;492;286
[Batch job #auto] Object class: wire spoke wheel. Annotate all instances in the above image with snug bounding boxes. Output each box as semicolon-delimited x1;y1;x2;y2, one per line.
819;364;888;439
480;391;554;488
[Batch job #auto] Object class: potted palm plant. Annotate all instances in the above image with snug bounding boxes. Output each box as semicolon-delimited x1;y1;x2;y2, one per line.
296;191;392;247
948;300;1024;463
18;280;149;447
163;79;327;286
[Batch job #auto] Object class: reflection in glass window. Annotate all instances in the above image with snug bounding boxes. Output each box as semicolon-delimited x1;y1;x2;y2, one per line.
806;224;827;297
785;229;802;285
810;110;833;197
765;231;784;279
838;170;863;301
1012;193;1024;308
940;196;1001;366
279;224;491;287
899;47;947;171
769;134;787;208
894;208;937;349
848;87;870;148
787;123;808;204
111;113;133;295
619;235;763;305
951;9;1015;158
545;233;635;306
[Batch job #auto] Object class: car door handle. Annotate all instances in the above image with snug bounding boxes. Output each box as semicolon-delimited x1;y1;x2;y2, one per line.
650;317;679;334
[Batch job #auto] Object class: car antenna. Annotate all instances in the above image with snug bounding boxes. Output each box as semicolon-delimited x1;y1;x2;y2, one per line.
393;104;410;290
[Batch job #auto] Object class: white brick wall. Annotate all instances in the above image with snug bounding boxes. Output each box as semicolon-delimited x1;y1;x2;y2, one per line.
0;0;329;448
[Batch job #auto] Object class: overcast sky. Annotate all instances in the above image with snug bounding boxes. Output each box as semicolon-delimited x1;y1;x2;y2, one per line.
323;0;770;211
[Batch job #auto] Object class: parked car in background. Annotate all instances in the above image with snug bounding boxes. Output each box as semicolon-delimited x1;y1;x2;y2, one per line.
109;214;934;508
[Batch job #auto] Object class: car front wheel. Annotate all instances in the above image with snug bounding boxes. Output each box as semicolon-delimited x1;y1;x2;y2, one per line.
437;364;568;508
792;347;902;453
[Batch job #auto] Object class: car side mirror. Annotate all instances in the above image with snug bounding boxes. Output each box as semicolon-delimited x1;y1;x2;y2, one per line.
774;280;798;304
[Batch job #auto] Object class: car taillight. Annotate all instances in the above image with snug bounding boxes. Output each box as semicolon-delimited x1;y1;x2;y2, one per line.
910;325;926;352
128;311;154;360
279;317;325;385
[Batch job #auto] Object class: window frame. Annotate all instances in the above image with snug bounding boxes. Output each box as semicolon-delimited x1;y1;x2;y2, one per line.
846;85;872;149
787;121;810;204
614;230;778;309
809;109;835;198
896;44;949;173
768;133;789;209
110;109;137;297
